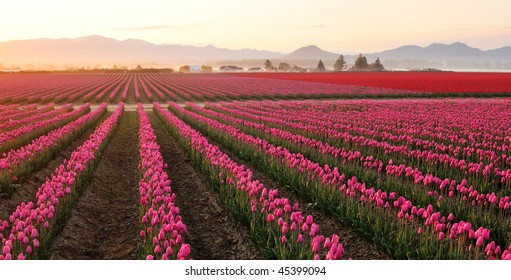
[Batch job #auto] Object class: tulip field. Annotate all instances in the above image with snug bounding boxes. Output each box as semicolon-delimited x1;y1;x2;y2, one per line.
233;72;511;95
1;73;511;260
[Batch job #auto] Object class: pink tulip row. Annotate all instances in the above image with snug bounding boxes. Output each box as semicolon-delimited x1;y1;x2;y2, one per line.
137;75;152;101
0;104;52;124
93;75;127;102
150;75;198;100
0;104;108;194
134;75;142;101
0;104;21;113
246;98;511;152
155;103;344;260
139;75;161;100
119;75;132;102
0;103;124;260
198;103;511;212
233;99;510;163
0;104;92;152
110;74;130;102
42;78;107;104
172;103;508;259
236;99;511;172
79;76;124;103
137;103;190;260
0;104;73;132
153;74;416;101
0;73;423;104
57;76;113;103
1;103;38;112
0;74;111;104
143;74;179;101
191;104;511;258
215;100;511;189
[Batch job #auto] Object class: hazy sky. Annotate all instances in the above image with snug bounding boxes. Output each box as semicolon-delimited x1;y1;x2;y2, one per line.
2;0;510;53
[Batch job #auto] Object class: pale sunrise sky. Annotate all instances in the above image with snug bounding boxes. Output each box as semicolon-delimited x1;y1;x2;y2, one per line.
2;0;510;53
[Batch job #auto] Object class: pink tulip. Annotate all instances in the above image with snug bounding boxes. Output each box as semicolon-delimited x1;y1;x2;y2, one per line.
267;214;275;222
178;244;191;258
297;234;303;243
306;215;313;225
438;232;445;240
476;237;485;247
154;245;162;255
309;223;319;237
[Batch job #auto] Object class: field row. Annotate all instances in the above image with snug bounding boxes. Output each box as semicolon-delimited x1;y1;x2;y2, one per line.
1;99;511;260
0;102;346;260
233;72;511;94
2;72;511;106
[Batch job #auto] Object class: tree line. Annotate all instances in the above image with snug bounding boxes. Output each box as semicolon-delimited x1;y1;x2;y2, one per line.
264;54;385;72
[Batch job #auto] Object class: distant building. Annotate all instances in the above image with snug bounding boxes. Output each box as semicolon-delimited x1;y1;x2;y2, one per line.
189;65;200;72
219;65;244;72
247;67;263;72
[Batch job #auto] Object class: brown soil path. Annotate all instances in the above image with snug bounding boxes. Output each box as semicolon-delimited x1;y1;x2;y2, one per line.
202;135;392;260
50;112;140;259
149;112;262;260
0;114;108;221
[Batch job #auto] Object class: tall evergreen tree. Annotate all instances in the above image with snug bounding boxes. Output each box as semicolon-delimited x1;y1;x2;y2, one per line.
264;59;274;70
278;62;291;72
371;57;385;71
352;54;368;71
316;60;326;72
333;55;346;72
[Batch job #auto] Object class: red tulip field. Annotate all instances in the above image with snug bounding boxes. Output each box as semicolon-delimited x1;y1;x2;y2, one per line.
233;72;511;95
1;72;511;260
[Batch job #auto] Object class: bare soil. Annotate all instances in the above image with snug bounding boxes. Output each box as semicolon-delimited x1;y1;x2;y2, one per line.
203;136;392;260
0;114;107;221
149;112;262;260
50;112;140;259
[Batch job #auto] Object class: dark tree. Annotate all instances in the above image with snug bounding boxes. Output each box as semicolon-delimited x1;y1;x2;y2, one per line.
333;55;346;72
278;62;291;72
179;65;190;73
201;65;213;72
264;59;274;70
316;60;326;72
370;57;385;71
291;65;307;72
354;54;368;70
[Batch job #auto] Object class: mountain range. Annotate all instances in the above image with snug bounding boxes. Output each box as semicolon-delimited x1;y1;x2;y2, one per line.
1;35;510;70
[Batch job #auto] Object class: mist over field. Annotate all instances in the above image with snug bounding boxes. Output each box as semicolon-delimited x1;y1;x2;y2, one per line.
1;36;510;71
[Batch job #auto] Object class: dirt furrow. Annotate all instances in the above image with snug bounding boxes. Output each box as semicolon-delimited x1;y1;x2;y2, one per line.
50;112;140;260
200;132;392;260
0;114;108;221
149;112;262;260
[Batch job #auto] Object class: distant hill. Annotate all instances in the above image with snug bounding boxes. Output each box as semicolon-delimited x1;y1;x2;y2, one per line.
1;35;510;70
278;43;511;70
0;35;282;68
368;42;511;70
370;42;509;62
281;45;339;60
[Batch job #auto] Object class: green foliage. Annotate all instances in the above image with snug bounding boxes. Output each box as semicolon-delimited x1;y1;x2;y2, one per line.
200;65;213;72
315;60;326;72
352;54;369;70
278;62;291;72
179;65;190;73
264;59;274;70
333;55;346;72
